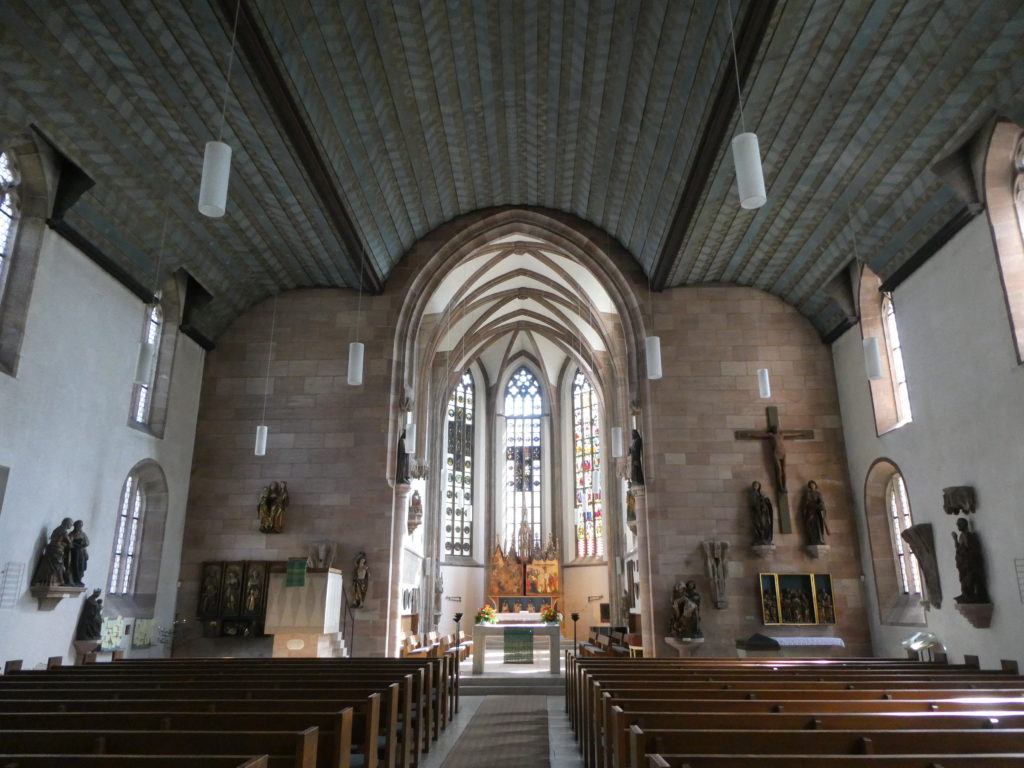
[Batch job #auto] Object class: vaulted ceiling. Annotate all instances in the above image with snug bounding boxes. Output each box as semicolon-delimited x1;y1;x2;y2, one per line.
2;0;1023;339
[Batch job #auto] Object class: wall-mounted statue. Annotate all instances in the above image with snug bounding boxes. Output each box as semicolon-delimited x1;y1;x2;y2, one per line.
750;481;774;545
802;480;830;545
670;579;702;638
943;486;976;516
397;429;411;485
257;481;289;533
31;524;70;586
68;520;90;587
352;552;369;608
629;429;645;486
702;540;729;609
952;517;988;604
75;589;103;641
407;491;423;535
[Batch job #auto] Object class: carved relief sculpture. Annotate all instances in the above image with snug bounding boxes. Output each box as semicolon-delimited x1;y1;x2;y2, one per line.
802;480;830;545
407;490;423;535
750;481;774;545
951;517;988;604
352;552;369;608
901;523;942;609
702;540;729;609
257;481;289;533
670;580;702;638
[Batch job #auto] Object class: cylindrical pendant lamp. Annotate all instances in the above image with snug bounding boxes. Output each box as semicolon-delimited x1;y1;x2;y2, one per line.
611;427;624;458
757;368;772;399
254;425;268;456
864;337;884;380
347;341;364;386
135;341;157;384
405;423;416;453
731;132;766;210
198;140;232;217
645;336;663;380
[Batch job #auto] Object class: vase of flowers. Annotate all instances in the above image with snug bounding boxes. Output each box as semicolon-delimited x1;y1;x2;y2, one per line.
540;604;563;624
475;604;498;625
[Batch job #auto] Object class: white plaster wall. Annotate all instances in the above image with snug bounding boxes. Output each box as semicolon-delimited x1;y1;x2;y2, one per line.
0;230;203;668
833;216;1024;667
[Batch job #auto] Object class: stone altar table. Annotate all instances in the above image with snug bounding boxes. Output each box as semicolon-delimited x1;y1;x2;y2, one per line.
735;632;845;658
472;622;561;674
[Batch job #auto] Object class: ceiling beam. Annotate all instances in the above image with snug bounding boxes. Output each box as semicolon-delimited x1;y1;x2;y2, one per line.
649;0;778;291
216;0;384;294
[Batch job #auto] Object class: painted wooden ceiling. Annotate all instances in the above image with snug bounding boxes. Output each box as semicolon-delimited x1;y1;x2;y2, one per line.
2;0;1023;338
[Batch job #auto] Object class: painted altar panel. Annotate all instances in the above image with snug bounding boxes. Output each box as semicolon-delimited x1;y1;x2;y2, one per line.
525;559;559;595
759;573;835;625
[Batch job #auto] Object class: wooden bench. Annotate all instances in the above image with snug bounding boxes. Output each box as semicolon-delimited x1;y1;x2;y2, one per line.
646;753;1024;767
0;757;268;768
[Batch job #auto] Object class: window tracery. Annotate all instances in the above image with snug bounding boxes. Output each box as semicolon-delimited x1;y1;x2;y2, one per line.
572;370;603;558
444;371;474;558
0;151;20;305
881;294;912;425
886;472;921;595
109;472;145;595
504;367;543;551
131;303;163;425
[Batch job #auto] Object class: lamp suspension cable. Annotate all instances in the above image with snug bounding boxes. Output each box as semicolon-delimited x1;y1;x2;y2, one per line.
255;292;278;456
198;0;241;218
727;0;767;210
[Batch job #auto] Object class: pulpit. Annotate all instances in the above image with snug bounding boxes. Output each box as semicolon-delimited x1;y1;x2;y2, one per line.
264;566;345;657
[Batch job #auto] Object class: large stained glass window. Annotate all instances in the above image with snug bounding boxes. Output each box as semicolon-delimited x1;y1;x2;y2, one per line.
572;370;603;557
444;371;474;558
504;367;543;550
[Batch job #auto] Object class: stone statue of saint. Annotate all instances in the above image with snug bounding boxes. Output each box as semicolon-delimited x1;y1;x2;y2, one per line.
802;480;829;545
75;589;103;641
629;429;645;486
397;429;411;484
32;528;69;586
670;580;702;638
68;520;90;587
952;517;988;603
257;481;289;533
517;508;533;558
50;517;74;584
751;481;774;545
352;552;369;608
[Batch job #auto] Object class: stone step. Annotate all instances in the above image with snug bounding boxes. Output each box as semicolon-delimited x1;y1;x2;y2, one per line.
461;675;562;687
460;684;564;697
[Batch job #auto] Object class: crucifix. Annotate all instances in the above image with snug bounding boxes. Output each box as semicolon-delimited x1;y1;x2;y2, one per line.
734;406;814;533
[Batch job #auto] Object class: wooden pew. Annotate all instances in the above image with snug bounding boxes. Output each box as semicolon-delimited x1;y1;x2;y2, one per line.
646;754;1024;767
629;726;1024;768
0;757;268;768
0;728;319;768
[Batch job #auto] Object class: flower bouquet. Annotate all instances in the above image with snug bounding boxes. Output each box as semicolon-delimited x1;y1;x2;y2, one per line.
475;604;498;625
540;604;563;624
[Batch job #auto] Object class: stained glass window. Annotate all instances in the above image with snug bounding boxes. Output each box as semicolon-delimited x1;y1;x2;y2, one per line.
444;371;474;558
109;473;145;595
504;367;543;550
132;304;163;424
0;152;19;302
572;370;603;557
886;473;921;595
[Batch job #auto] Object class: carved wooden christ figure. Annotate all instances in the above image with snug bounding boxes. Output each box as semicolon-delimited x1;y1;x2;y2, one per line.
735;407;814;533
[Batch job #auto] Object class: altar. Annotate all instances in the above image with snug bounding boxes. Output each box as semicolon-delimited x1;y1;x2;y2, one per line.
472;622;561;674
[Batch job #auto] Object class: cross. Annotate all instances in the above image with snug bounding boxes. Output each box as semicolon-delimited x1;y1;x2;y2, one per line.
735;406;814;533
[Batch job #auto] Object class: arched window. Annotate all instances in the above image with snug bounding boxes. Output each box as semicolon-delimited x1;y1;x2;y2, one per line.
131;303;163;425
572;370;603;558
444;371;474;559
886;472;921;595
109;472;146;595
504;367;543;550
0;151;19;304
881;294;912;425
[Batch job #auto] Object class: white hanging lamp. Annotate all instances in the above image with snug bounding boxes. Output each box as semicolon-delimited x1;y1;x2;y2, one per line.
255;294;277;456
645;335;663;380
863;337;884;380
611;426;624;458
198;1;241;218
727;1;766;210
757;367;772;399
